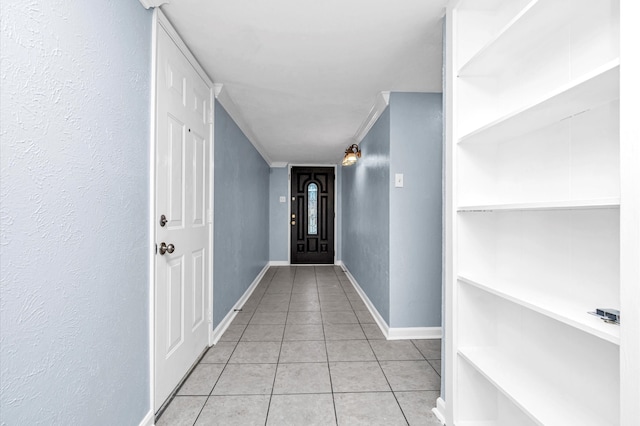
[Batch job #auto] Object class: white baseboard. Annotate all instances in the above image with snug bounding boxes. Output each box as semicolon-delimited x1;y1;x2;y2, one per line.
335;260;344;267
139;409;154;426
339;264;390;338
210;263;270;345
339;264;442;341
269;260;289;266
387;327;442;340
432;397;446;425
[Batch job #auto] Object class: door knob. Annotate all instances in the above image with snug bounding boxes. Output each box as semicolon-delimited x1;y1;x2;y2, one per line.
159;214;168;227
159;242;175;255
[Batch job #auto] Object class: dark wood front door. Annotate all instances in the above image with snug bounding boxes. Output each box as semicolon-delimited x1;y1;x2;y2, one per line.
291;167;335;264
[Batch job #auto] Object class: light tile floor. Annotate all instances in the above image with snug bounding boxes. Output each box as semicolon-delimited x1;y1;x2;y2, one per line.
157;266;442;426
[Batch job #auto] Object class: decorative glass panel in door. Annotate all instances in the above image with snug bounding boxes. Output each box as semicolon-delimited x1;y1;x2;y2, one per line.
308;183;318;235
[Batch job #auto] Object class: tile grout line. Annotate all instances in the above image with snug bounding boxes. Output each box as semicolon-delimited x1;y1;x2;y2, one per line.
410;339;442;379
319;266;340;426
191;266;276;426
350;271;413;426
365;337;412;425
263;265;296;426
335;267;411;425
162;266;443;425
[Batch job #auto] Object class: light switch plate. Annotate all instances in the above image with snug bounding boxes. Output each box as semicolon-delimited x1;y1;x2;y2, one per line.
279;196;286;203
395;173;404;188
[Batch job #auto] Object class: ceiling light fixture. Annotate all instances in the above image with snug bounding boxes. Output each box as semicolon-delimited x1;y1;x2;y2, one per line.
341;144;361;166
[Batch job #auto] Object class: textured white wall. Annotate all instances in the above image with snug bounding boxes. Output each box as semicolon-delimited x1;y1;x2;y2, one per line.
0;1;152;424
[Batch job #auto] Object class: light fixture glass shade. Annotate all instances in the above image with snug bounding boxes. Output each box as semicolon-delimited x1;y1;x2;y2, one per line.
341;143;361;166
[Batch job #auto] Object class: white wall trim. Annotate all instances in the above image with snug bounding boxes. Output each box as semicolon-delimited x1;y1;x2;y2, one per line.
387;327;442;340
209;263;270;344
269;261;290;266
139;0;169;9
353;91;390;143
207;80;215;348
432;397;446;425
271;162;288;168
213;83;274;166
138;409;154;426
340;263;441;340
339;264;390;338
147;8;160;420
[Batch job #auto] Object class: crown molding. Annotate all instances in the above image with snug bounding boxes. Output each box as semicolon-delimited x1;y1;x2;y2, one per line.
353;91;390;143
139;0;169;9
270;162;289;168
213;84;274;166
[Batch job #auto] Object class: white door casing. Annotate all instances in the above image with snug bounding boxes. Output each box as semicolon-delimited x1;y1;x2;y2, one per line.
154;21;212;410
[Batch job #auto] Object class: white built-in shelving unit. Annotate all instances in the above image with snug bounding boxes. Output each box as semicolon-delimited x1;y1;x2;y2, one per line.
444;0;633;424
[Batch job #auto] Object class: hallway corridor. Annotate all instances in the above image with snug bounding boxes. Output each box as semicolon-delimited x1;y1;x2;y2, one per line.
157;266;442;425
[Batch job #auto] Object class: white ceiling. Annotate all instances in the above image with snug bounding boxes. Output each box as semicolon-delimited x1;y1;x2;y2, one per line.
161;0;446;165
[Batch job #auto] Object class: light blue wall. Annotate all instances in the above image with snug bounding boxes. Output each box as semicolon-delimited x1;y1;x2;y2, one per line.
341;108;391;323
269;167;289;262
340;93;443;330
213;101;270;327
0;1;152;424
389;92;443;328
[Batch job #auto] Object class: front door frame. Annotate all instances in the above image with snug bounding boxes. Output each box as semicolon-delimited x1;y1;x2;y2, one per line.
149;8;215;414
287;164;337;265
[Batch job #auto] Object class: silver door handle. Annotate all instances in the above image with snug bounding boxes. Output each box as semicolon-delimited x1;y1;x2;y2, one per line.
159;242;175;255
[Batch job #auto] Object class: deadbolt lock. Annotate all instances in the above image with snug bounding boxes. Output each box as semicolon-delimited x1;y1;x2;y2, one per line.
159;214;168;227
291;214;296;219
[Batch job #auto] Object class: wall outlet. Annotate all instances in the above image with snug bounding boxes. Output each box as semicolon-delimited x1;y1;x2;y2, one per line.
279;196;286;203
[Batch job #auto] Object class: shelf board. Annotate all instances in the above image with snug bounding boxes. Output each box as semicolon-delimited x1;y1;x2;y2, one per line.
458;276;620;345
457;0;539;76
458;60;620;145
458;347;607;426
457;198;620;212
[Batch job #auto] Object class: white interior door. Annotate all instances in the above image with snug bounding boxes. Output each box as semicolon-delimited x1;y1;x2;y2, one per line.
155;24;211;410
